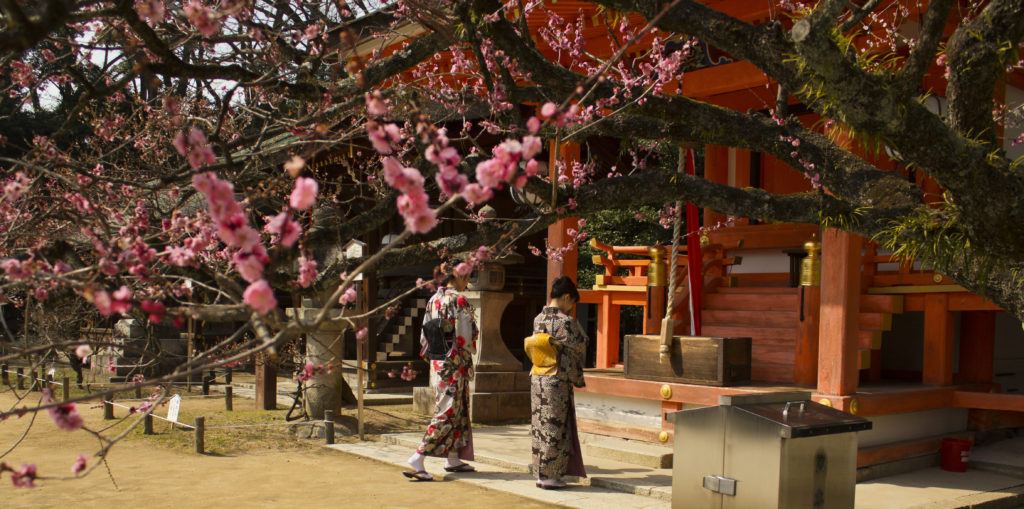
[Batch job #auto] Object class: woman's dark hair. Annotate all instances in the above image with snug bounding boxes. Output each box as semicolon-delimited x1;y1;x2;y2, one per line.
550;276;579;301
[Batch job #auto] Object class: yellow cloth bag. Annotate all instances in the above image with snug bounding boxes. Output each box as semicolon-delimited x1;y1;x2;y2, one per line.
524;332;558;376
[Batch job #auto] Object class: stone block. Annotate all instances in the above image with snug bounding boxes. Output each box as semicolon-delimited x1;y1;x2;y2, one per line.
470;391;530;423
514;371;532;392
413;386;434;415
471;371;518;393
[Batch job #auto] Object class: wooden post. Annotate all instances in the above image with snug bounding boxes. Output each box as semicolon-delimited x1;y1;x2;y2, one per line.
1;364;7;385
817;229;861;396
224;368;232;384
103;400;114;419
596;293;621;368
29;371;38;391
325;409;335;445
194;416;205;454
144;414;154;435
958;311;997;384
135;385;142;398
16;368;24;389
225;386;233;411
61;377;70;401
357;333;365;441
923;293;955;386
202;378;210;396
794;285;821;386
254;352;277;410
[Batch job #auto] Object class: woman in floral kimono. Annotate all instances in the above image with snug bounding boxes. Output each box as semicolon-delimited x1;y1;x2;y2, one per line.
403;265;478;481
531;276;588;489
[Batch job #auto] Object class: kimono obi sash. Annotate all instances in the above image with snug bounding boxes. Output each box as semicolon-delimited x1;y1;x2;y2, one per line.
524;332;558;376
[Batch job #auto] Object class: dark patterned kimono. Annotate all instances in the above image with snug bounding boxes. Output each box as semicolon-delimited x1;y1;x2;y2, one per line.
531;306;588;480
416;286;477;460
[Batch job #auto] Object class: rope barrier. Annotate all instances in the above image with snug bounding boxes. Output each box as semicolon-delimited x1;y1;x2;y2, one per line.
1;369;64;385
102;400;196;429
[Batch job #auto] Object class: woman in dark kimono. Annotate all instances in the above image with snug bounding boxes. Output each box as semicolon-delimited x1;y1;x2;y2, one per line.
403;265;477;481
531;276;588;489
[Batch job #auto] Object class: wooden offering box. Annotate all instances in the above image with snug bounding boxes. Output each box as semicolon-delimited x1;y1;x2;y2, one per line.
624;335;752;386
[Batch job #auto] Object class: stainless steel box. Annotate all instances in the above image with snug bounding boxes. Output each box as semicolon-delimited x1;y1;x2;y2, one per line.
666;392;871;509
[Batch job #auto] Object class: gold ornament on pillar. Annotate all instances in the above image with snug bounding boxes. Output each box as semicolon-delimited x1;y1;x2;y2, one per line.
800;239;822;287
647;246;667;287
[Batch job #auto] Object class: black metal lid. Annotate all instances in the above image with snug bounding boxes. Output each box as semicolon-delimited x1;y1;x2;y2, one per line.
736;400;872;438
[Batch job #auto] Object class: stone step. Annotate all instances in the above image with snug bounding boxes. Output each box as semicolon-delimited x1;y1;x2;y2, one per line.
579;433;673;469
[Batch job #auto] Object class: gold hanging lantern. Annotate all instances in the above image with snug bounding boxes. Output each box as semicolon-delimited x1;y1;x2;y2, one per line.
647;246;668;287
800;240;822;287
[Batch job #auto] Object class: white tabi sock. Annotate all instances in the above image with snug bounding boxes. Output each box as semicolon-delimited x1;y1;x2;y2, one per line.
408;452;425;472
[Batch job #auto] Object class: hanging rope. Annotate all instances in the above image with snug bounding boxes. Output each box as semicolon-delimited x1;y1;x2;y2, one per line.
661;146;686;356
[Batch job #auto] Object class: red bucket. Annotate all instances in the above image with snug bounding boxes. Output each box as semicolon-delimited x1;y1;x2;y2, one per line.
940;438;972;472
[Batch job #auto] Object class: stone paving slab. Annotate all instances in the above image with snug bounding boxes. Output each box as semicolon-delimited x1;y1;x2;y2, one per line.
972;437;1024;479
325;440;670;509
856;467;1024;509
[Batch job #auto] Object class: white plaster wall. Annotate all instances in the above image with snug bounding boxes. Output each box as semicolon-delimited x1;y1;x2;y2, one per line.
574;391;663;428
857;408;969;448
728;248;790;274
1006;85;1024;162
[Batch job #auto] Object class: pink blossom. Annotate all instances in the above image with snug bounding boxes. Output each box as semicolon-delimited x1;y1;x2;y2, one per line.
140;300;166;323
93;290;113;316
405;209;438;234
265;212;301;247
167;246;196;266
110;286;132;314
107;358;116;374
135;0;166;26
243;279;277;315
174;128;216;170
48;402;84;431
475;246;490;261
462;183;493;205
31;287;49;301
289;177;318;210
233;245;268;283
338;287;357;306
366;91;389;116
356;327;368;340
524;159;540;177
297;256;317;288
183;0;220;37
527;116;541;133
382;157;426;194
521;136;542;159
0;259;29;280
71;454;88;476
75;344;92;359
454;262;472;277
435;166;468;197
541;102;558;118
10;463;36;488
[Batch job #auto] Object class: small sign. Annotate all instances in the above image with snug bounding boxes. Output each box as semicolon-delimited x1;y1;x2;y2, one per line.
166;394;182;423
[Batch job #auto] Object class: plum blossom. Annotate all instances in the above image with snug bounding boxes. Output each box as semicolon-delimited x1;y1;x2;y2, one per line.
75;344;92;359
454;262;472;277
297;256;317;288
338;287;357;306
47;400;84;431
173;128;216;170
289;177;318;210
183;0;220;37
71;455;88;476
7;463;37;488
167;246;196;266
110;286;132;314
295;361;327;382
0;259;29;280
140;300;166;323
365;91;390;116
265;212;301;247
462;183;493;205
243;279;277;315
356;327;368;341
382;157;424;194
233;245;268;283
396;190;436;233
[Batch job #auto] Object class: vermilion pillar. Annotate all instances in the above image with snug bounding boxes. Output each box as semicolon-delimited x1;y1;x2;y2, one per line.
923;293;955;386
546;141;580;294
817;229;861;396
958;311;997;384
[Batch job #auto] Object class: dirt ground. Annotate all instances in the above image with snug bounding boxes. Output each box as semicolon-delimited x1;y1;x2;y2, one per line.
0;387;556;508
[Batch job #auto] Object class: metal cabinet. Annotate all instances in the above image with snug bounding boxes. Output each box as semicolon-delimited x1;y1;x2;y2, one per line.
666;392;871;509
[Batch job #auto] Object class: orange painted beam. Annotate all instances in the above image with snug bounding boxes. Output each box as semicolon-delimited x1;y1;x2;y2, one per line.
793;286;820;387
958;311;996;384
578;370;788;406
661;400;683;430
817;229;862;396
902;292;1001;311
923;293;954;386
953;390;1024;412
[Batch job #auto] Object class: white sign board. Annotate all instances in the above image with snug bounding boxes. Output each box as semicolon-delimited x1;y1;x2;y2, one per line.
166;394;182;424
